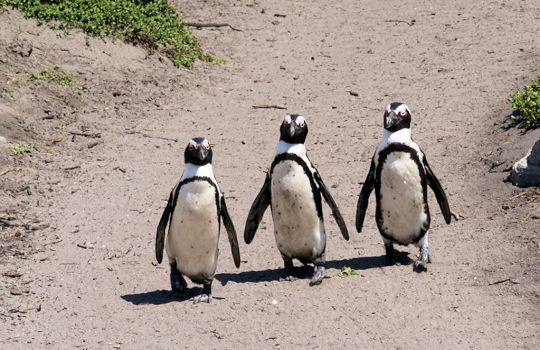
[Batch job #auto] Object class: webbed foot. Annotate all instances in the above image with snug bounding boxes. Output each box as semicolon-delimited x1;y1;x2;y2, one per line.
413;234;430;272
170;263;187;294
309;265;326;286
191;280;212;303
279;257;297;282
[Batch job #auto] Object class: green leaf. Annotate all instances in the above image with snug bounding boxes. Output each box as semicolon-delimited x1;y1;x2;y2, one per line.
337;266;359;277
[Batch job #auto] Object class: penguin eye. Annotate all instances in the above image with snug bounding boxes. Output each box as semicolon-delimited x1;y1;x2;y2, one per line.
188;145;194;150
399;110;406;116
204;145;210;150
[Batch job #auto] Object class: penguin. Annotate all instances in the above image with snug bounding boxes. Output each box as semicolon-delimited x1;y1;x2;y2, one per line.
244;114;349;285
155;137;240;303
356;102;451;271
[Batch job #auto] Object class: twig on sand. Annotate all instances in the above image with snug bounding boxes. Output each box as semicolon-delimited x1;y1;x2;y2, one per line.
185;22;242;32
141;133;178;142
69;131;101;138
125;130;178;143
488;277;513;286
384;19;416;26
252;104;287;110
0;168;19;176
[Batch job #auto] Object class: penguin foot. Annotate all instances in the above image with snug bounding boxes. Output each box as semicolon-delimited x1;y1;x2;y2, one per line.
170;264;187;294
191;293;212;304
309;266;326;286
279;272;297;282
413;246;430;272
279;258;297;282
384;241;400;265
385;249;399;265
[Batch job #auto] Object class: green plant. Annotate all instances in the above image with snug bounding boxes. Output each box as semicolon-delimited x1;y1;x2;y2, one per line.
337;266;358;277
1;0;216;67
9;142;34;155
29;66;77;86
508;74;540;128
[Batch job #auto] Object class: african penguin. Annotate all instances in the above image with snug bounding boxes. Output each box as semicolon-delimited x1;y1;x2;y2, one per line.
155;137;240;303
244;114;349;285
356;103;451;271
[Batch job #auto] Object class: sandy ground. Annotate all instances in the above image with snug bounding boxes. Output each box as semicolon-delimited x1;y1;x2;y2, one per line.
1;0;539;348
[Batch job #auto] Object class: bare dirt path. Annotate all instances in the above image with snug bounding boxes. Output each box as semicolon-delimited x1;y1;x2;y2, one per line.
1;0;539;348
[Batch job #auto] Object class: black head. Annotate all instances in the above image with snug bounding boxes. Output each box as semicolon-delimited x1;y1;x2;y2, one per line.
184;137;212;165
383;102;411;132
279;114;308;144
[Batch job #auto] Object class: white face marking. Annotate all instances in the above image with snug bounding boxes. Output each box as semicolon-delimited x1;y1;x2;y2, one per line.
295;115;305;127
394;104;410;116
188;140;197;149
284;115;292;124
201;139;210;149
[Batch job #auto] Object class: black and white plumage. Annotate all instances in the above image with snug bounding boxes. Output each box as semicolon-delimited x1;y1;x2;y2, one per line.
245;114;349;285
356;103;451;271
155;137;240;303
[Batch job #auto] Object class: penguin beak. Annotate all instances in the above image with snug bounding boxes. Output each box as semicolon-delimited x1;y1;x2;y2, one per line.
385;111;399;129
197;146;208;161
286;122;296;138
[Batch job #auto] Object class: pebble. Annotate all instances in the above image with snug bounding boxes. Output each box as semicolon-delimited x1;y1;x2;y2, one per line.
10;287;22;295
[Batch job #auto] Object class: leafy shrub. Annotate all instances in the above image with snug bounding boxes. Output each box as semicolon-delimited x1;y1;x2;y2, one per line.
508;74;540;128
1;0;214;67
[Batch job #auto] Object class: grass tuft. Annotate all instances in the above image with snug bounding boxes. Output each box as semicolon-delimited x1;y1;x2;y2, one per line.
1;0;215;67
508;74;540;128
29;66;77;86
9;142;34;155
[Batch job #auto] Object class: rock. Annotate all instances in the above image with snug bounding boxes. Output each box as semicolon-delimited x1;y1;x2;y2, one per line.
0;136;7;143
8;40;33;57
509;136;540;187
10;287;22;295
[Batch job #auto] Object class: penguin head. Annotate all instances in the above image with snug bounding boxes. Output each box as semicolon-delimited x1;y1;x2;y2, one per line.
279;114;308;144
383;102;411;132
184;137;213;165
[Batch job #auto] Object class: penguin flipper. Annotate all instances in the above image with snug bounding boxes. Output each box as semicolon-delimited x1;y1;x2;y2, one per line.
314;171;349;241
156;191;173;264
356;160;375;233
244;173;271;244
423;155;451;224
220;196;241;268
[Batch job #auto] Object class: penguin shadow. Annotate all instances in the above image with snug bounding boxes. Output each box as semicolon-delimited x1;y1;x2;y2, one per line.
121;288;212;305
215;267;288;285
215;253;413;286
216;265;324;285
326;251;413;272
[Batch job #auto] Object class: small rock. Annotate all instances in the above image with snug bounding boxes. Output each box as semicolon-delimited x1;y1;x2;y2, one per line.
271;299;278;305
0;136;7;143
509;137;540;187
8;40;33;57
10;287;22;295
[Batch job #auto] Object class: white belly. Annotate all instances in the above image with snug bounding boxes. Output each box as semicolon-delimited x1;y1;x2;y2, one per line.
166;181;219;281
379;152;428;244
271;160;325;260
